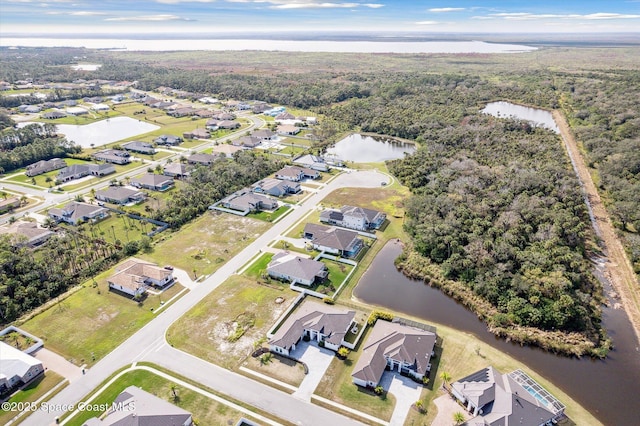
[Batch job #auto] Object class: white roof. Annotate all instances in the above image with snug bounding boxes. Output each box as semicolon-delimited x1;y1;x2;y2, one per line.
0;341;42;381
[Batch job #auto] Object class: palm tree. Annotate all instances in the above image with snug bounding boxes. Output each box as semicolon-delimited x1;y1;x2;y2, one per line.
440;371;452;390
170;384;179;402
453;411;465;425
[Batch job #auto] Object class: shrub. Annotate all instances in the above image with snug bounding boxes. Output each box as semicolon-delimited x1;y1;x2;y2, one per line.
367;310;394;325
322;297;335;305
374;385;384;395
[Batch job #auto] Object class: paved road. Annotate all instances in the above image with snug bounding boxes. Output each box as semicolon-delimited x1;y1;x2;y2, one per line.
22;169;388;426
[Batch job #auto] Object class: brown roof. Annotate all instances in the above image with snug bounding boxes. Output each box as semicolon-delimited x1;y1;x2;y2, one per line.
351;321;436;385
270;300;355;350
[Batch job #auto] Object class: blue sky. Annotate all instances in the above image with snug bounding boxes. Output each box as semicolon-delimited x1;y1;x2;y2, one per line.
1;0;639;35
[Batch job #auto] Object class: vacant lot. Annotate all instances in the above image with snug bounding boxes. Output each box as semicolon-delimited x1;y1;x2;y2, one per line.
167;275;297;370
20;272;186;367
143;211;271;277
242;353;306;388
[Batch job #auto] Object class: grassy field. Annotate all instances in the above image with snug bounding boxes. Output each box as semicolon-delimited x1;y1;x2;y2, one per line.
243;252;274;279
141;211;271;277
64;369;250;426
64;211;153;245
0;372;65;426
36;109;122;125
247;205;291;222
166;275;297;370
242;353;306;388
19;272;186;367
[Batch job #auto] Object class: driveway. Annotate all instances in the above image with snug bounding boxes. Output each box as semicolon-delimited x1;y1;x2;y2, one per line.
290;341;335;401
432;392;471;426
33;348;83;383
380;372;423;426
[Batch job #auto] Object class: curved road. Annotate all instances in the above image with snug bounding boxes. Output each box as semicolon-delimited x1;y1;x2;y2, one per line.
22;169;389;426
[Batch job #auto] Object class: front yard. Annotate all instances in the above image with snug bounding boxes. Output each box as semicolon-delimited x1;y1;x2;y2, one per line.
166;275;297;370
0;371;66;426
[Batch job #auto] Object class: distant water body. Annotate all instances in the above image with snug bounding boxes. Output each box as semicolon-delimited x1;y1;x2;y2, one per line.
1;38;537;53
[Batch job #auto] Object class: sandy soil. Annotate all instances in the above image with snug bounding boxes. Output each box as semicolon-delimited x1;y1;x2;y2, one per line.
554;110;640;345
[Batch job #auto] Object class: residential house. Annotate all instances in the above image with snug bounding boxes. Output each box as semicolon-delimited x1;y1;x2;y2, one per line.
217;120;240;129
233;136;262;148
188;153;219;166
48;201;109;225
267;251;328;286
168;106;195;117
41;110;67;119
92;149;131;165
450;367;565;425
269;300;355;356
122;141;156;155
293;154;329;172
274;166;304;182
275;166;319;182
56;164;116;182
89;103;110;111
0;221;54;247
163;163;190;178
83;386;193;426
154;134;183;146
65;106;88;116
214;112;236;121
277;124;300;135
351;321;436;388
320;205;386;231
25;158;67;177
252;103;271;114
130;174;174;191
303;223;363;258
275;112;296;121
183;128;210;139
0;342;44;393
211;144;244;158
0;197;21;214
96;187;145;205
23;105;41;114
219;189;277;214
108;257;174;297
253;178;300;197
252;129;276;141
194;109;215;118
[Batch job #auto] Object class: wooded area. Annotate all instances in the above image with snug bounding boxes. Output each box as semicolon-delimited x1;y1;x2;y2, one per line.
0;47;637;354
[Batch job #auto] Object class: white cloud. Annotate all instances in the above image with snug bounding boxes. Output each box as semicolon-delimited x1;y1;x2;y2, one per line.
428;7;465;13
71;11;107;16
578;13;640;20
155;0;215;3
415;20;440;25
489;12;640;21
225;0;383;9
105;14;194;21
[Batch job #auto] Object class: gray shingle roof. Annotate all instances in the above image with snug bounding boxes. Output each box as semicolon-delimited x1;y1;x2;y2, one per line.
270;301;355;350
351;321;436;385
303;223;360;252
267;252;327;283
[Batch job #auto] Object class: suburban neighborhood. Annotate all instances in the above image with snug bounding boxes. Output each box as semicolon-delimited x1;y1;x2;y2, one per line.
0;74;587;426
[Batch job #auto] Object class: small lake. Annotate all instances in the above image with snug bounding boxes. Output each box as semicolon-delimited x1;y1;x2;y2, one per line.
56;117;158;148
354;240;640;426
482;101;559;133
326;134;416;163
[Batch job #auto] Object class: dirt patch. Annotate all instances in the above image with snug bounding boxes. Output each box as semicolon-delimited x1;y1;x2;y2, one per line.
554;110;640;344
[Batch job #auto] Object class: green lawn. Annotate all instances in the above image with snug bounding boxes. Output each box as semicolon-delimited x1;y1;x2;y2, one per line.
247;205;291;222
20;272;186;367
6;158;92;188
167;275;297;370
36;110;122;125
141;211;271;277
64;369;249;426
0;372;66;426
66;211;152;245
312;259;353;297
243;252;274;279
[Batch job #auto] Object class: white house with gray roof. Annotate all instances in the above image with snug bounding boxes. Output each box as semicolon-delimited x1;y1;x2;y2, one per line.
25;158;66;177
303;223;363;258
96;187;145;205
269;300;355;356
351;320;436;388
450;367;565;426
267;251;328;286
122;141;156;155
0;342;44;393
320;205;386;231
48;201;109;225
83;385;192;426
